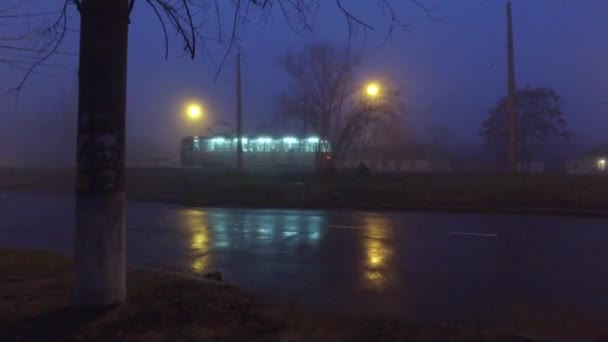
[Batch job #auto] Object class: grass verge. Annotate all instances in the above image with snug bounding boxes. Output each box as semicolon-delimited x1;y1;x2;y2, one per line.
1;167;607;216
0;249;529;341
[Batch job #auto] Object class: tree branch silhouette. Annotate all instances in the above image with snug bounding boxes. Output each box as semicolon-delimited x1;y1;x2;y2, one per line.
1;0;74;98
2;0;434;96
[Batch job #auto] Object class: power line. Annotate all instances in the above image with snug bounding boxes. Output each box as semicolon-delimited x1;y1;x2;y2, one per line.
0;45;77;56
0;11;61;19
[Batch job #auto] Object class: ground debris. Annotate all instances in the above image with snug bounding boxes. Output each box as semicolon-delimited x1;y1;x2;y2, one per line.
204;270;223;282
1;249;597;341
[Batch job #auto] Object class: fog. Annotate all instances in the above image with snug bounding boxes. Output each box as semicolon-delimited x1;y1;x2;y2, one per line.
1;0;607;167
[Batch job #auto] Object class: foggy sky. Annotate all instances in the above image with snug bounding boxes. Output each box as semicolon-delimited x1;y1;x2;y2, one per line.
2;0;608;165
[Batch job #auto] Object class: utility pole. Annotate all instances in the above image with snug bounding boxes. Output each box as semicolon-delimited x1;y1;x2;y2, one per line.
506;0;518;173
236;50;244;171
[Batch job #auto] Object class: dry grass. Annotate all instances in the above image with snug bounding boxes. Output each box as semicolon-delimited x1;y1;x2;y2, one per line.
1;168;607;215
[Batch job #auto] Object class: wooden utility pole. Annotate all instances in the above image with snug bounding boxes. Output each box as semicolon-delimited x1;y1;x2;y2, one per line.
506;0;518;172
236;51;244;170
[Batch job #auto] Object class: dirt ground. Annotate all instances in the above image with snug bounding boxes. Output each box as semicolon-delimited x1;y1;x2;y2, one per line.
0;249;534;341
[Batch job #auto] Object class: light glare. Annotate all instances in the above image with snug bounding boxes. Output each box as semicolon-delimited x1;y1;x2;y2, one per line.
366;83;380;97
187;103;202;119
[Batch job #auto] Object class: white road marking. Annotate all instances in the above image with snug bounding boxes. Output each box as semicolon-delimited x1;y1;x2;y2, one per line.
450;232;499;238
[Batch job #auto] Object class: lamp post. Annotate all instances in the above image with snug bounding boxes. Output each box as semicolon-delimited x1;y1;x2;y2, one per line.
506;0;518;173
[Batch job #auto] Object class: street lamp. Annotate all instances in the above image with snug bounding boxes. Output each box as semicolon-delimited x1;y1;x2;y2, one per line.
186;103;203;120
598;158;606;171
366;82;380;98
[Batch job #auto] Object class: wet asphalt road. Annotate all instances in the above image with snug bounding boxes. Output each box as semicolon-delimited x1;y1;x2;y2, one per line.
1;191;608;327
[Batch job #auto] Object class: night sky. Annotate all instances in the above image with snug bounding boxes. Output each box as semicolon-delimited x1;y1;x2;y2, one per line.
2;0;607;164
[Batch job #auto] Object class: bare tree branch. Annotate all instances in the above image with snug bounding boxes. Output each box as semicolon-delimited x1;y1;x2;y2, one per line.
409;0;438;18
145;0;169;58
276;42;403;161
139;0;433;75
335;0;374;31
70;0;81;12
1;0;74;98
0;45;76;56
129;0;136;15
213;0;241;80
181;0;196;56
1;0;434;96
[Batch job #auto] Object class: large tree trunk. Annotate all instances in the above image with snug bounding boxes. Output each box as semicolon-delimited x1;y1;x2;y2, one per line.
73;0;129;306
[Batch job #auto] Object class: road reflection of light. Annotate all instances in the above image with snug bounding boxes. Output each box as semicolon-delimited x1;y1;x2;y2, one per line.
368;240;385;266
280;214;301;244
257;214;276;240
211;212;227;232
183;209;211;273
210;211;230;248
284;214;299;229
192;257;207;273
283;231;298;238
363;216;393;288
191;230;208;250
258;227;273;236
306;214;323;244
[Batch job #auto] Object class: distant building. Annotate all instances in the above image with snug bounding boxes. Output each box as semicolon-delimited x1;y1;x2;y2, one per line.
471;142;581;174
341;144;452;173
566;143;608;175
516;161;545;173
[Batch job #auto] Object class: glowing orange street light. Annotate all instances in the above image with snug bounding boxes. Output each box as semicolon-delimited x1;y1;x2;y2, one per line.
366;82;380;98
186;103;203;120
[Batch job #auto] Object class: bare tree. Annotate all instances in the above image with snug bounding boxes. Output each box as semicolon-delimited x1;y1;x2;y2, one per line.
277;42;403;163
0;1;76;97
480;86;570;171
2;0;432;307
